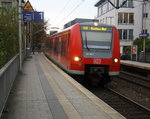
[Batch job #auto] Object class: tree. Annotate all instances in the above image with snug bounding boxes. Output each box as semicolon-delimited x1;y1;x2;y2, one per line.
0;8;19;68
32;21;48;47
133;38;150;52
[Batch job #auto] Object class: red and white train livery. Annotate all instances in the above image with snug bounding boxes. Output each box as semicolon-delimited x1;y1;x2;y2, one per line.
45;22;120;83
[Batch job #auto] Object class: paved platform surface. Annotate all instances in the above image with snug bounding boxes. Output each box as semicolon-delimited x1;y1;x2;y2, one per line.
1;54;125;119
121;60;150;70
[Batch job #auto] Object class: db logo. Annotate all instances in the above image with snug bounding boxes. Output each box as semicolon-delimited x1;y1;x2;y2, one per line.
93;59;101;64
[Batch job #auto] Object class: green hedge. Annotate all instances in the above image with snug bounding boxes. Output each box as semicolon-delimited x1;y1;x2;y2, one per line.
0;8;19;68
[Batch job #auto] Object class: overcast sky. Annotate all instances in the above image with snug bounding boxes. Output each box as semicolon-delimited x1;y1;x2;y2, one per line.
29;0;98;30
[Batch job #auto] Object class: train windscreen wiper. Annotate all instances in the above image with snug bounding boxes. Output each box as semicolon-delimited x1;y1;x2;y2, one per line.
85;32;90;51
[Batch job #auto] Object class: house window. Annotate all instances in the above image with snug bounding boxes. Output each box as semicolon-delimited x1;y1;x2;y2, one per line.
118;13;123;24
118;29;134;40
122;0;127;7
128;0;133;8
124;13;128;23
122;0;133;8
129;29;133;40
102;3;108;14
118;29;122;40
108;2;113;10
123;29;127;40
1;2;12;9
129;13;134;24
98;7;102;16
143;13;148;18
118;12;134;24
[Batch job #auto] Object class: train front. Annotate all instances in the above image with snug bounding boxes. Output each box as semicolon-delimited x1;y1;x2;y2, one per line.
73;22;120;84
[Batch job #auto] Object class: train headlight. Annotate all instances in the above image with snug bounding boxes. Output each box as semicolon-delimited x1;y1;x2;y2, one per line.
113;58;119;63
92;19;99;26
94;22;99;26
74;56;82;62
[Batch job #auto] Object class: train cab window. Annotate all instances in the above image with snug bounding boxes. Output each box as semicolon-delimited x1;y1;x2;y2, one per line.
81;31;112;50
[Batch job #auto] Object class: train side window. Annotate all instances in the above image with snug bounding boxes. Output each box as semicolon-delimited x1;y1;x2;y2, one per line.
49;38;54;52
67;32;70;46
49;39;52;50
61;41;66;56
55;37;59;54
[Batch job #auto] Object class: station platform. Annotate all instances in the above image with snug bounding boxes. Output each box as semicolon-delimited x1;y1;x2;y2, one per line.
121;60;150;71
1;54;125;119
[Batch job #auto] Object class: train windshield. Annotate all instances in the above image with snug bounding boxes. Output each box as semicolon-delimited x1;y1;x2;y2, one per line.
81;31;112;50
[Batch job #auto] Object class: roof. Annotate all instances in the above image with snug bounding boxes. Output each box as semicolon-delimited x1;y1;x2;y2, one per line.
80;22;114;27
95;0;106;7
63;18;94;29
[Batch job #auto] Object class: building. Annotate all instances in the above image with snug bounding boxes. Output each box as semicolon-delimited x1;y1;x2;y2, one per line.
0;0;25;8
64;18;94;28
0;0;18;8
95;0;150;54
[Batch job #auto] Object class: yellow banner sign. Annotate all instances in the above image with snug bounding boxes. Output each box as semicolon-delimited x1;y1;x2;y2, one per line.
82;26;107;31
90;27;107;31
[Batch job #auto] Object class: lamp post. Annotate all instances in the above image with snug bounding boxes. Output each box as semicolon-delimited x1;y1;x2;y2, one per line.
142;0;148;62
18;0;22;71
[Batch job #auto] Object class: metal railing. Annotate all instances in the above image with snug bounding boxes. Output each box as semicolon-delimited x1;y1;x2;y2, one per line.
138;52;150;63
122;53;150;63
0;51;26;116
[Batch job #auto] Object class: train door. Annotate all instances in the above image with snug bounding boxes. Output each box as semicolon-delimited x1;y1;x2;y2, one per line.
58;37;62;63
52;38;55;58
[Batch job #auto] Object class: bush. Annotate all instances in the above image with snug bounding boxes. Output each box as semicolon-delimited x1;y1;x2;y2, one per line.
133;38;150;53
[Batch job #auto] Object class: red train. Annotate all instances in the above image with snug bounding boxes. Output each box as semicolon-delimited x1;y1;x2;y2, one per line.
45;22;120;84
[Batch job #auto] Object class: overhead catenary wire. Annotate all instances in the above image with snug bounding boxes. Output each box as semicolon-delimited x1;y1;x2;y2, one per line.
52;0;71;24
55;0;85;27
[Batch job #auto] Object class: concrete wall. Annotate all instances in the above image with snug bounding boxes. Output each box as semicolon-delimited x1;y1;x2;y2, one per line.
0;51;26;116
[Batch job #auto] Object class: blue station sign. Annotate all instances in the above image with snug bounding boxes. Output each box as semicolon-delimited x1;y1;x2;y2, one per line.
34;12;44;22
22;11;44;22
139;33;149;38
22;11;33;22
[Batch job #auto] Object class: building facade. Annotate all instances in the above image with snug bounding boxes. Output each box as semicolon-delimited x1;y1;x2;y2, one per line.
0;0;18;8
95;0;150;54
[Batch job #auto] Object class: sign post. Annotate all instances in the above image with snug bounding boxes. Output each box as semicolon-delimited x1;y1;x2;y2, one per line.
22;1;44;58
139;33;149;62
23;0;34;57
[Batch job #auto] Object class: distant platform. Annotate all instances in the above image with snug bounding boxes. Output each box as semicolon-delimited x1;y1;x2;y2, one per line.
121;60;150;71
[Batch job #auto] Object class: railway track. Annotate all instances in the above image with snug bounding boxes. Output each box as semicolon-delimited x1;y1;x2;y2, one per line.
106;86;150;113
118;71;150;89
73;70;150;119
108;71;150;109
87;86;150;119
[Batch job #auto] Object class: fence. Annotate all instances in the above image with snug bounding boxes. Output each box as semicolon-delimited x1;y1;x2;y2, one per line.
132;52;150;63
0;51;26;116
